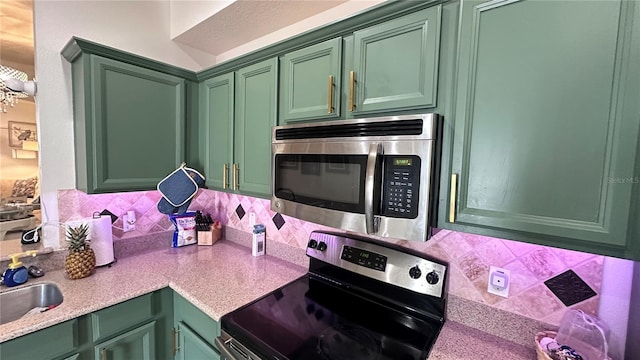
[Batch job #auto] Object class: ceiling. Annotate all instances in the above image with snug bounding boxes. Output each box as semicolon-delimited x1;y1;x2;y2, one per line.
0;0;350;77
174;0;348;56
0;0;35;78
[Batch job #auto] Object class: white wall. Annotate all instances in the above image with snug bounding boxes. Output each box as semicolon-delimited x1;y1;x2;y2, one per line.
32;0;383;249
32;0;211;247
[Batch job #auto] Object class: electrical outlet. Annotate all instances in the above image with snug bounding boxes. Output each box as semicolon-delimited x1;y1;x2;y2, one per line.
123;211;136;232
487;266;511;298
249;212;256;226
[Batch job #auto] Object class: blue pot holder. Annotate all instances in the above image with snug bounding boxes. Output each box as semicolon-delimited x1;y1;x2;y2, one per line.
157;165;205;215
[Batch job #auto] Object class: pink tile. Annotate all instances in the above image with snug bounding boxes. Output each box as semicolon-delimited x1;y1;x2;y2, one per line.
447;264;472;292
438;232;474;260
553;247;597;268
457;251;489;282
472;276;506;305
573;257;604;292
503;238;540;257
421;243;450;262
520;248;566;280
500;259;539;297
474;238;516;267
514;284;564;319
496;296;532;319
132;195;156;216
461;232;491;247
450;284;485;303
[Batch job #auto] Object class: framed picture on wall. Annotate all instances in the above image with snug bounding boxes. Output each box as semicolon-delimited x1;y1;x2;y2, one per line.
8;121;37;148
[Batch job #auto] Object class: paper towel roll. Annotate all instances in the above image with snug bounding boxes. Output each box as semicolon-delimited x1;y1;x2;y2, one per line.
91;216;114;266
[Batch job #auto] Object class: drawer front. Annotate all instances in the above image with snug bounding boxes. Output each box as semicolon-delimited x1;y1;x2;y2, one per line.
0;319;78;360
92;293;154;342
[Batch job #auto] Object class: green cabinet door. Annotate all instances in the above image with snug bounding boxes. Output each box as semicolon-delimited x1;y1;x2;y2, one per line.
73;55;186;193
350;6;441;114
234;58;278;196
446;0;640;259
0;319;78;360
280;38;342;123
201;73;235;190
175;322;220;360
94;321;155;360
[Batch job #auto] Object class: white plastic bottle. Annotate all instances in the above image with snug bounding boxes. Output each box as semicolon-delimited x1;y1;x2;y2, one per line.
252;224;266;257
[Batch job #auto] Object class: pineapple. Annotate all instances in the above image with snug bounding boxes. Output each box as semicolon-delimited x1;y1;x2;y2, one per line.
65;224;96;279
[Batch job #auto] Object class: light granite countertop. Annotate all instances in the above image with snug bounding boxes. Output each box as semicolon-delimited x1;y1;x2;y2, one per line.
0;240;536;359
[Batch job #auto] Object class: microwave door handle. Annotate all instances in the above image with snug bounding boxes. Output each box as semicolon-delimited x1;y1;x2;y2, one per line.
365;143;382;234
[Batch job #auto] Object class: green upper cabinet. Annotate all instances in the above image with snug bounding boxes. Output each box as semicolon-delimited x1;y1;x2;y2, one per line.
348;6;441;115
233;58;278;196
63;38;194;194
200;58;277;197
201;73;234;190
446;0;640;259
279;37;342;123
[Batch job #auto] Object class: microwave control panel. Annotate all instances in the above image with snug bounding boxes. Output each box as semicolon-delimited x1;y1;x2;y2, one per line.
382;156;420;219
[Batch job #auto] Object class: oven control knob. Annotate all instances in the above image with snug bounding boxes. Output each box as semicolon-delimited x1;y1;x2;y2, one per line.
409;266;422;279
426;271;439;285
307;240;318;249
316;242;328;252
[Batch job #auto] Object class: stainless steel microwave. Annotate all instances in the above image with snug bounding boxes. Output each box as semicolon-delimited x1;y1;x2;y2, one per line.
271;114;442;242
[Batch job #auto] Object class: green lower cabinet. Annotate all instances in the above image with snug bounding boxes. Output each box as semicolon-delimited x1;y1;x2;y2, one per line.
172;291;220;360
445;0;640;259
175;322;220;360
94;321;155;360
0;319;78;360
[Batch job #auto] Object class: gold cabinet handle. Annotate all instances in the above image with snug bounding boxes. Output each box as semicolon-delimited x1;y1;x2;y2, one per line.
101;348;107;360
349;71;356;112
232;163;239;190
327;75;334;113
449;173;458;223
172;327;180;356
223;163;229;189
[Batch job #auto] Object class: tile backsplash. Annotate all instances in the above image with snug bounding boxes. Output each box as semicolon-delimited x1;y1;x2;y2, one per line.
58;188;603;325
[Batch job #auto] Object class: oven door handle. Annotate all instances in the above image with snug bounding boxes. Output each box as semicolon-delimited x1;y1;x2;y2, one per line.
365;143;382;234
214;336;242;360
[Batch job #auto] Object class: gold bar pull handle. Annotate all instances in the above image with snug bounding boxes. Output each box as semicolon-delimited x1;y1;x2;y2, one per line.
349;71;356;112
172;327;180;356
233;163;239;190
449;173;458;223
101;349;108;360
223;164;229;189
327;75;334;113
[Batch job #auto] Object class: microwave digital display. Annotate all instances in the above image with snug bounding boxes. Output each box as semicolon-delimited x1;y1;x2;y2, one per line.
394;158;413;166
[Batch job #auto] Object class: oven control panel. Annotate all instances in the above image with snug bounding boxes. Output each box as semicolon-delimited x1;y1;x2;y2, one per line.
306;231;447;298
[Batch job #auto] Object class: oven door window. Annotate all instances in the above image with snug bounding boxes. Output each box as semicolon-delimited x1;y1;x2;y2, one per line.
274;154;367;213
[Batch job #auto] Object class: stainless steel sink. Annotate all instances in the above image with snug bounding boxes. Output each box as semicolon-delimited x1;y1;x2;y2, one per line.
0;283;63;325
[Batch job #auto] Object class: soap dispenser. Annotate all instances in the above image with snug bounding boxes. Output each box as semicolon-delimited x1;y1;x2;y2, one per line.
2;251;37;287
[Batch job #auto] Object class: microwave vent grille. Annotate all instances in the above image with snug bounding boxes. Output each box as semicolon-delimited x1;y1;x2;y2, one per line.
275;119;424;140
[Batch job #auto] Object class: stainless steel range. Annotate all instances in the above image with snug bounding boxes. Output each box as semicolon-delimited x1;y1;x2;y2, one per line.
216;231;448;360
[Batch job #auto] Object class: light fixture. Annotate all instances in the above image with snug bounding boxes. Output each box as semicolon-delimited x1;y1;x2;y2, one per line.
1;65;37;113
